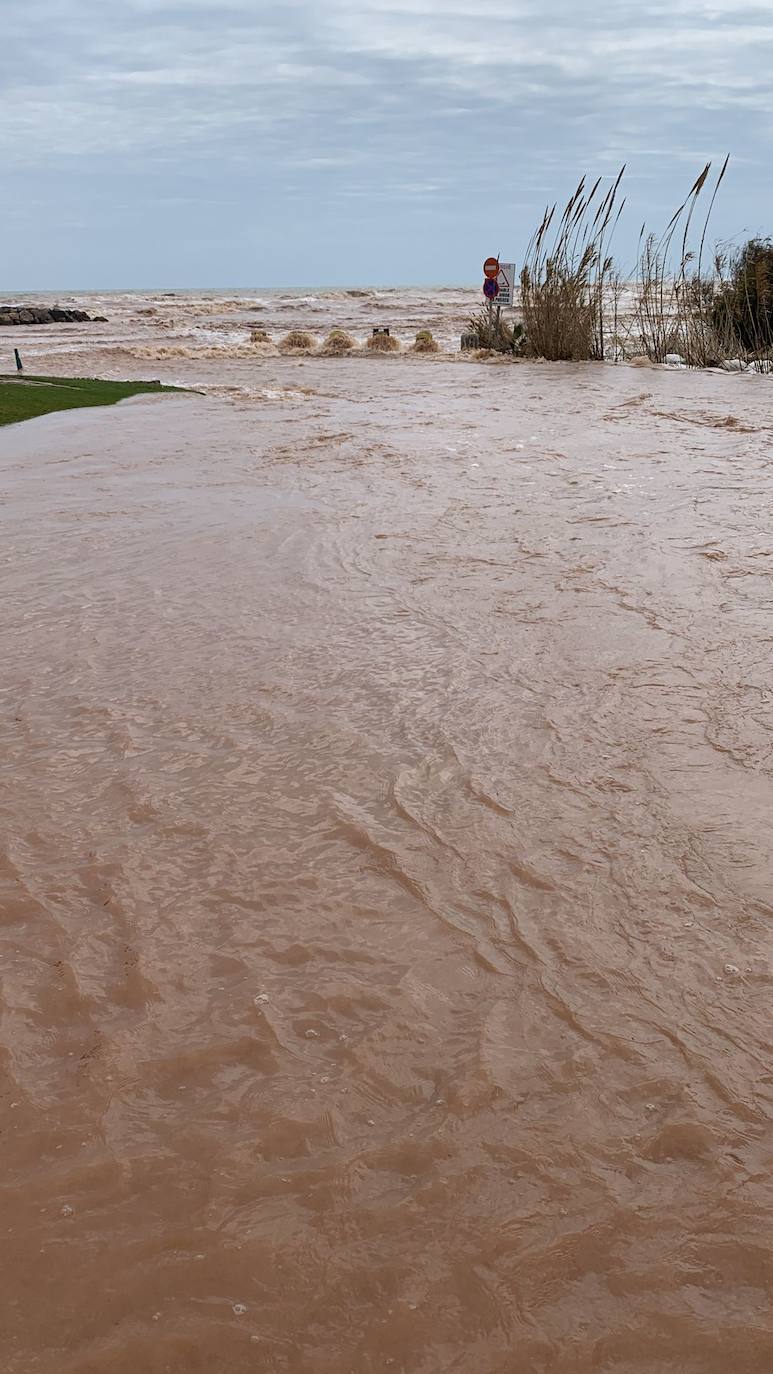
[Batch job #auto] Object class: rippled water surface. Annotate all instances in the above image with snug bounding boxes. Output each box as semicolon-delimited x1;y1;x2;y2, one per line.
2;346;773;1373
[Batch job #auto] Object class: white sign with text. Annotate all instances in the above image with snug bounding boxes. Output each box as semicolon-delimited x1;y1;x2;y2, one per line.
495;262;517;307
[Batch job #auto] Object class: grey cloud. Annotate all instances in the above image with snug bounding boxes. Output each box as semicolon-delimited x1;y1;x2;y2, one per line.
1;0;771;287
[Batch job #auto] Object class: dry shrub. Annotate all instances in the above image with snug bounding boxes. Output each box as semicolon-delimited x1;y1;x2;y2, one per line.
366;333;399;353
412;329;439;353
250;327;271;343
279;329;315;353
467;310;525;354
319;329;355;356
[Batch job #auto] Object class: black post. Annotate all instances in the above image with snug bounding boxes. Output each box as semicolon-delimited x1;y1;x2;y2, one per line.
14;348;23;373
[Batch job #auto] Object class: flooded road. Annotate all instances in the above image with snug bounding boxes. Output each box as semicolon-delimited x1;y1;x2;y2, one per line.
2;358;772;1372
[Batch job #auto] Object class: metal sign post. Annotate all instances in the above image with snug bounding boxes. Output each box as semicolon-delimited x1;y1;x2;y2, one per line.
482;274;499;346
481;258;517;346
483;258;499;347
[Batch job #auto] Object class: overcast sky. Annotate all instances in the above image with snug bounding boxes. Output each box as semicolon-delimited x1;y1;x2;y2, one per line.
2;0;772;288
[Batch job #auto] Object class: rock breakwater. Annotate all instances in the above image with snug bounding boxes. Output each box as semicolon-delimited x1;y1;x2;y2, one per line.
0;305;106;326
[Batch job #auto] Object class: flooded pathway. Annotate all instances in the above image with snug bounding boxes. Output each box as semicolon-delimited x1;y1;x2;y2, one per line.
2;359;772;1373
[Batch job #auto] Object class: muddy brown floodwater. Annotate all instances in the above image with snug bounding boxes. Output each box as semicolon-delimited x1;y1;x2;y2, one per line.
1;357;773;1374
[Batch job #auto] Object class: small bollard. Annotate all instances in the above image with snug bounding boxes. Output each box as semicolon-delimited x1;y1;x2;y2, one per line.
460;332;480;351
14;348;23;373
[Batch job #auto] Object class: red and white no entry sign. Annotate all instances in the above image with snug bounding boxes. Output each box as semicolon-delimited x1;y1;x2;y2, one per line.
483;257;500;280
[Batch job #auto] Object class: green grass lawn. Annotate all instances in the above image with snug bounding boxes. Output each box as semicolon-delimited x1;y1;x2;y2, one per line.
0;374;187;427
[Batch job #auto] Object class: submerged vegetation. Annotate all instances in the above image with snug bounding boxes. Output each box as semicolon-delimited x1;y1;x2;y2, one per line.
279;329;315;353
412;329;440;353
366;332;400;353
0;375;185;427
319;329;355;356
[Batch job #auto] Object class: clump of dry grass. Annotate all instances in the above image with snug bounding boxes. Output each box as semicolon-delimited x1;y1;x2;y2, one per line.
250;327;271;344
279;329;315;353
412;329;440;353
520;169;625;361
319;329;356;356
366;332;400;353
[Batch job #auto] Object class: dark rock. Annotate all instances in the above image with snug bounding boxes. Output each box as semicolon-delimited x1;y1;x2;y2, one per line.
0;304;104;326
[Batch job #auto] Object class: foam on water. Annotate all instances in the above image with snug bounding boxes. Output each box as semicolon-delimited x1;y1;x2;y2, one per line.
1;284;483;371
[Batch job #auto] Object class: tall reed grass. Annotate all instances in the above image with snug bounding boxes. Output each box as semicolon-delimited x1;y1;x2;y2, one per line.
632;158;729;365
488;158;772;372
519;169;625;361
